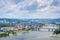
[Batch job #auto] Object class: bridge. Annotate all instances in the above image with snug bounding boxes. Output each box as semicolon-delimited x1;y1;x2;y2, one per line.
32;24;59;32
41;27;58;32
40;24;59;32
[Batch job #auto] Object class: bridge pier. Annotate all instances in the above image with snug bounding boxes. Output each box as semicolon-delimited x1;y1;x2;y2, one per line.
48;29;50;32
48;29;54;32
51;29;54;32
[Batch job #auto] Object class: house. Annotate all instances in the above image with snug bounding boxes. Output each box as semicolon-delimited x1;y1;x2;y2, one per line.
1;27;16;31
0;30;4;34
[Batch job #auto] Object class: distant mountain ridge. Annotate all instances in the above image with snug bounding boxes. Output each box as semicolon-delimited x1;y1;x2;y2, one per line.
0;18;60;24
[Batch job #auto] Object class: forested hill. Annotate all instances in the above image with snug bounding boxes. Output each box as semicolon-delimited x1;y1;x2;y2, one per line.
0;18;60;24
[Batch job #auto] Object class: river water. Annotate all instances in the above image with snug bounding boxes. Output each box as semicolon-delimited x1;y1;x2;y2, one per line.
0;31;60;40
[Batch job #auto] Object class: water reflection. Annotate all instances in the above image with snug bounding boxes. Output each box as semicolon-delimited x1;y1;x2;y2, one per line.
0;31;60;40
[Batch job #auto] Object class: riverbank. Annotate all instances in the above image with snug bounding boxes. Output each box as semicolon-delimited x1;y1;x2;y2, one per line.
56;34;60;37
50;33;60;38
0;30;29;38
16;30;29;34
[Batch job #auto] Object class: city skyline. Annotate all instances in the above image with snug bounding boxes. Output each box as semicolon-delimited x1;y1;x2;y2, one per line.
0;0;60;19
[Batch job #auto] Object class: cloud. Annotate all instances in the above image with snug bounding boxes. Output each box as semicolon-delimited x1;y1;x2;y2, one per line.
13;0;24;4
0;0;60;18
51;0;60;6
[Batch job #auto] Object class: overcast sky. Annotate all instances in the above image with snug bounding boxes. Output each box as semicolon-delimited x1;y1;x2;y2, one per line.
0;0;60;19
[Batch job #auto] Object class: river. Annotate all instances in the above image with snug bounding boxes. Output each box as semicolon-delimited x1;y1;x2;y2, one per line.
0;31;60;40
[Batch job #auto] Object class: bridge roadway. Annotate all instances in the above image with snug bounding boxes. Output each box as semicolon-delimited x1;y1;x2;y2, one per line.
41;27;58;32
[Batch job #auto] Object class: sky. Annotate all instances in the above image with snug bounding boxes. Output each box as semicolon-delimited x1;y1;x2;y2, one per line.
0;0;60;19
